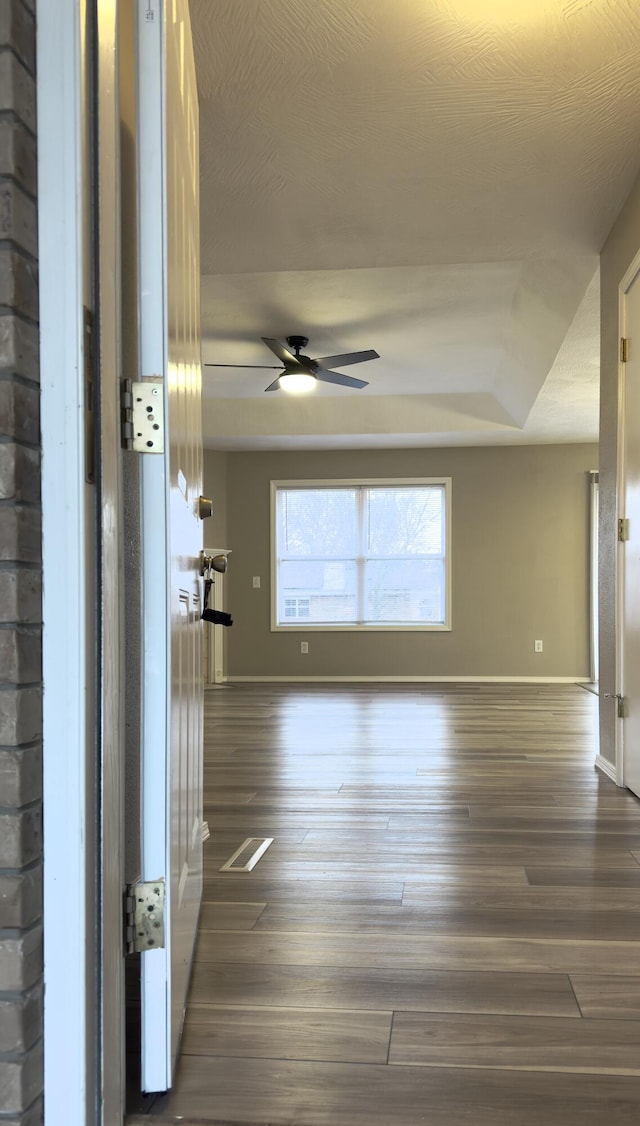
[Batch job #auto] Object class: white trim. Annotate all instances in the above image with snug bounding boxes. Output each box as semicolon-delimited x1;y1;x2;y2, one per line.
270;477;452;632
207;572;226;683
271;623;452;633
229;675;590;684
618;246;640;307
39;2;92;1123
270;478;452;487
614;249;640;789
595;754;619;784
589;471;599;685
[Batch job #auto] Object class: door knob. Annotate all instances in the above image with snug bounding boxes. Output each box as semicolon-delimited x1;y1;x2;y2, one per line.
200;550;229;576
198;495;213;519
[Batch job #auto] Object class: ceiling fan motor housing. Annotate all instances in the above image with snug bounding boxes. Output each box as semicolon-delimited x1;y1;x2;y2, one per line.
286;331;308;349
285;336;317;372
286;335;309;354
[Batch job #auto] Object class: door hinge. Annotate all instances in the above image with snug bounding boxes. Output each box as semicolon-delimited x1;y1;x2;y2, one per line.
121;379;165;452
124;879;166;954
121;378;134;448
618;696;626;719
604;693;626;718
621;336;629;363
618;517;630;541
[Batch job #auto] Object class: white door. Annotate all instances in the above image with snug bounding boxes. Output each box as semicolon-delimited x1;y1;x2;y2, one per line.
619;260;640;799
137;0;204;1091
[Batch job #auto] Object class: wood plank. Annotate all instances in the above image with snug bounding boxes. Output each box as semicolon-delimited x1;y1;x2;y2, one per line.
449;816;640;834
401;884;640;910
204;812;392;829
526;868;640;888
181;1004;392;1064
570;975;640;1020
388;1011;640;1074
202;791;257;804
187;963;581;1018
252;846;640;869
192;929;640;975
468;804;640;820
198;903;266;931
337;786;569;804
202;876;405;905
253;901;640;941
303;826;640;849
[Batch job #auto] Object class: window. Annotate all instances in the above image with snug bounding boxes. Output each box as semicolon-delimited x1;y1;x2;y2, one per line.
271;479;451;631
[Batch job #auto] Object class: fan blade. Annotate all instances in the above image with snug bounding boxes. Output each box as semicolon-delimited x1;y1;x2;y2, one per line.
314;349;379;368
203;363;284;369
264;377;283;392
315;369;368;389
261;337;302;367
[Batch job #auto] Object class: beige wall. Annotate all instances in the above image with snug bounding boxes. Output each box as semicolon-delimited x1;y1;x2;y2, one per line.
599;172;640;764
219;444;597;680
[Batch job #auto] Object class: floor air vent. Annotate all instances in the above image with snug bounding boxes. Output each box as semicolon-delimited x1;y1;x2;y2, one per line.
219;836;274;873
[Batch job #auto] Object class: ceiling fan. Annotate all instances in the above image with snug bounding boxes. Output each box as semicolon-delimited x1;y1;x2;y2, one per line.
204;335;379;393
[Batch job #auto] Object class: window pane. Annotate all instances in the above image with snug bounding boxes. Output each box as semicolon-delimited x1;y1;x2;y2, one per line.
364;559;445;623
366;487;443;555
279;489;357;556
284;597;310;620
279;560;357;623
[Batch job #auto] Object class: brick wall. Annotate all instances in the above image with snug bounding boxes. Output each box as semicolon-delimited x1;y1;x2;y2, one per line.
0;2;42;1123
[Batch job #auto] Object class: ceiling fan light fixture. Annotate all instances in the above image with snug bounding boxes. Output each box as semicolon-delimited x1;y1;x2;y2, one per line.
278;371;317;394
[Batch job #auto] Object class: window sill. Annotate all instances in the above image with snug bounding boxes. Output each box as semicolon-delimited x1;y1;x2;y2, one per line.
271;623;451;633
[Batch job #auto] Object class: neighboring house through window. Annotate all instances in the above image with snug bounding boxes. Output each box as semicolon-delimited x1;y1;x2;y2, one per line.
271;479;451;631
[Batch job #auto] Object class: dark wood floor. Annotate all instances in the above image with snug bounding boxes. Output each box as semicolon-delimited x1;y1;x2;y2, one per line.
146;683;640;1125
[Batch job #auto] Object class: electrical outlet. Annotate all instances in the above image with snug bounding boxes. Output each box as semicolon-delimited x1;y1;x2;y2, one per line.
300;641;309;654
534;640;543;653
252;576;261;588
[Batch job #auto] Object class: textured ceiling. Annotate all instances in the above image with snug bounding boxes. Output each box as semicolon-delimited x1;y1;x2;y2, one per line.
189;0;640;450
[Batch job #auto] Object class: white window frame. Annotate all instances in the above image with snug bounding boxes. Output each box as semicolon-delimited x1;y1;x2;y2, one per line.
270;478;452;632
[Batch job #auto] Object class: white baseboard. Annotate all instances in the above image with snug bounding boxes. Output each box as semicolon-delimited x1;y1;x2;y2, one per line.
595;754;621;785
228;675;590;684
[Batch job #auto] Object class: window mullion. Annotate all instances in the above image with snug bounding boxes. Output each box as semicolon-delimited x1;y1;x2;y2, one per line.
357;488;366;624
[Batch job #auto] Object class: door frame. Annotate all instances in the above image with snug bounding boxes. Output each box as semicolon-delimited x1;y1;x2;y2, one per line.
39;2;97;1121
614;246;640;787
206;552;231;683
208;573;225;683
95;1;126;1120
589;470;599;685
39;1;126;1121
